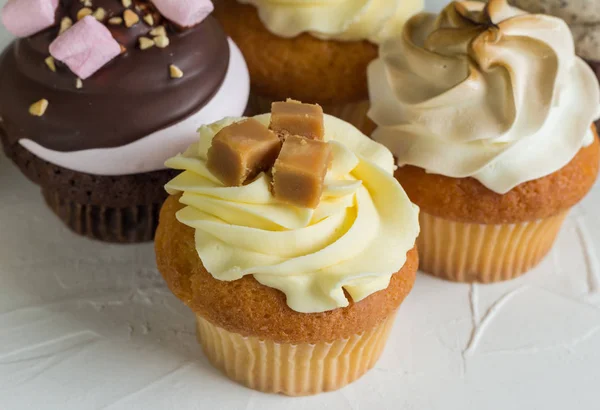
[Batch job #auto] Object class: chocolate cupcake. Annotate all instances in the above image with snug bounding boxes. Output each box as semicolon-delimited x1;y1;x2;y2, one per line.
0;0;249;242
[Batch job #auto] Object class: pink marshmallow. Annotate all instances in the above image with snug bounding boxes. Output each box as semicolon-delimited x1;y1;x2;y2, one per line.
151;0;214;28
1;0;59;37
49;16;121;80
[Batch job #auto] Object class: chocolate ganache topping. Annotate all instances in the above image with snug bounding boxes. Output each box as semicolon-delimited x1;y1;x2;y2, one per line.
0;0;229;152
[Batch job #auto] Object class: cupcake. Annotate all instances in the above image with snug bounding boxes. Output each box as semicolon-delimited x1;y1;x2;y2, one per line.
0;0;249;242
155;101;420;395
212;0;423;133
511;0;600;130
368;0;600;283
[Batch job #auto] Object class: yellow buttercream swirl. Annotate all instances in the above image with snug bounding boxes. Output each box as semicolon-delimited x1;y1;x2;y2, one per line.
164;114;420;314
238;0;424;44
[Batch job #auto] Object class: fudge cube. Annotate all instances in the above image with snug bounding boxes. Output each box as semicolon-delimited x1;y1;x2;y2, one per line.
1;0;59;37
270;100;325;140
49;16;121;80
151;0;214;28
272;135;332;209
207;118;281;186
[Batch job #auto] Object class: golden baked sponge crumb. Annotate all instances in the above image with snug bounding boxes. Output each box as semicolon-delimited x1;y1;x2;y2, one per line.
213;0;378;104
156;195;418;345
396;130;600;224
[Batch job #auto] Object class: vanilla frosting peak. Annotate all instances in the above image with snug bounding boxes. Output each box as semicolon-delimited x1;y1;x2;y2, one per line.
165;114;420;313
238;0;424;44
368;0;600;194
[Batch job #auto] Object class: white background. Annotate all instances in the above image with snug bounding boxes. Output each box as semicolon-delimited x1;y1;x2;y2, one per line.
2;1;600;409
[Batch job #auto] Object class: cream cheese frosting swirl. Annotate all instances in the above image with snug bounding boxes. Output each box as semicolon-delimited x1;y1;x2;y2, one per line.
164;114;420;314
238;0;424;44
368;0;600;194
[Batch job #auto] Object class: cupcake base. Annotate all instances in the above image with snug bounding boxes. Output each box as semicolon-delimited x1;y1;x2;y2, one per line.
41;189;163;243
196;313;396;396
247;93;375;136
417;210;568;283
1;133;175;243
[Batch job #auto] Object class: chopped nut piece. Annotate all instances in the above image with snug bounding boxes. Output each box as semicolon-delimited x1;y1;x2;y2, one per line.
123;9;139;27
138;37;155;50
272;135;332;209
76;78;83;89
108;17;123;25
143;14;154;26
77;7;93;20
207;119;282;187
93;7;106;21
59;17;73;34
150;26;166;37
122;0;132;7
119;44;127;54
81;0;92;6
169;64;183;79
29;99;49;117
154;35;169;48
270;100;325;141
44;56;56;72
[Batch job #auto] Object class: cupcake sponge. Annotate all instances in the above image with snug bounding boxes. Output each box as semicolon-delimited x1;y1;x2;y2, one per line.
395;130;599;225
213;0;377;105
155;195;418;345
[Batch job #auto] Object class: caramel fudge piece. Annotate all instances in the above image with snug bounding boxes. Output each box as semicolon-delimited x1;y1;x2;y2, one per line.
207;119;281;186
272;135;332;209
270;100;325;140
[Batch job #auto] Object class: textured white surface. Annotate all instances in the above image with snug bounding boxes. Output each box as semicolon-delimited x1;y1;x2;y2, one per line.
2;1;600;409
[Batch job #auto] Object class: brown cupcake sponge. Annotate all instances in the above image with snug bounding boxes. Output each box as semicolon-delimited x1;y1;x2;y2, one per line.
156;195;418;345
1;136;175;209
213;0;377;104
1;128;175;242
395;127;600;224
